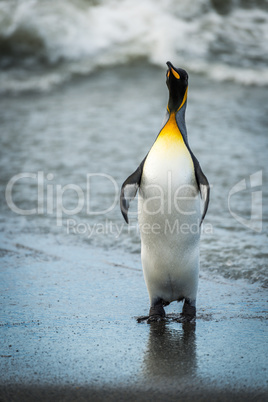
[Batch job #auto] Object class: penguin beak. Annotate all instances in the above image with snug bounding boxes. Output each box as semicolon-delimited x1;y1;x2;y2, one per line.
166;61;180;80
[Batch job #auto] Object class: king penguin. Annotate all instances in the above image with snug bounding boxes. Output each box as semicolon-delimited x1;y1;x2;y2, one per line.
120;62;209;322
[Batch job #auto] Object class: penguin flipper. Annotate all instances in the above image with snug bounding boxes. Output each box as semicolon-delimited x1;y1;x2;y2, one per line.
120;157;146;224
191;153;210;225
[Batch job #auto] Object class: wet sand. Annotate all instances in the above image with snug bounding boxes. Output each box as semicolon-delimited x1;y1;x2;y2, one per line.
0;384;266;402
0;234;267;401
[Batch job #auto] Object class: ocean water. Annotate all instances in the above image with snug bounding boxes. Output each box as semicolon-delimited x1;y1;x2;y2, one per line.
0;0;268;93
0;0;267;288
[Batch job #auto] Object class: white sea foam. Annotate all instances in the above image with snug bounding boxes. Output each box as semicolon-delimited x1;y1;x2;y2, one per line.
0;0;268;92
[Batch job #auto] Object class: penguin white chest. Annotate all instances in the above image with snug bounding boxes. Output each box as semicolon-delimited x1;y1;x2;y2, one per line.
138;114;201;304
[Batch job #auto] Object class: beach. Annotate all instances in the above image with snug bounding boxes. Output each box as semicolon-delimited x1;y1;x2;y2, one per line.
0;234;267;401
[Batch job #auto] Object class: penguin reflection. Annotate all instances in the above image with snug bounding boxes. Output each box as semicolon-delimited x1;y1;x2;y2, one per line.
142;322;197;380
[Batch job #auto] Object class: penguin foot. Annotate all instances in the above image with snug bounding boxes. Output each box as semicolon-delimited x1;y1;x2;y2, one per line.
180;298;196;322
137;299;196;323
176;313;196;323
136;315;149;323
147;315;165;324
149;302;165;316
146;301;166;323
136;314;166;323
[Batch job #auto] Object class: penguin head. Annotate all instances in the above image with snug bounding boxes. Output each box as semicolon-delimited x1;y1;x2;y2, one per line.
166;61;188;113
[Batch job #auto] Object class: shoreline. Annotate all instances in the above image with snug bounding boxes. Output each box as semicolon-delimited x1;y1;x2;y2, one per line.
0;234;267;401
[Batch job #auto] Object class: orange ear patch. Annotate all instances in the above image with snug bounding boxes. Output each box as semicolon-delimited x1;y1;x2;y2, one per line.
171;67;180;79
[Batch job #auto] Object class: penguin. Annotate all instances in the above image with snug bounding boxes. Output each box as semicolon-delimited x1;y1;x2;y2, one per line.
120;61;209;322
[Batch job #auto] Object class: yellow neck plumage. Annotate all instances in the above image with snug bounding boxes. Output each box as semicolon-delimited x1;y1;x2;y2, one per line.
157;113;184;146
153;85;189;155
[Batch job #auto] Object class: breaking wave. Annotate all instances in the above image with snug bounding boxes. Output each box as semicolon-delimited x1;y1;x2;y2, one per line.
1;0;268;93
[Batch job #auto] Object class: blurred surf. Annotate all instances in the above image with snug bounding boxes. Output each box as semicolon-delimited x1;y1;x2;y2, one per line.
0;0;268;93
